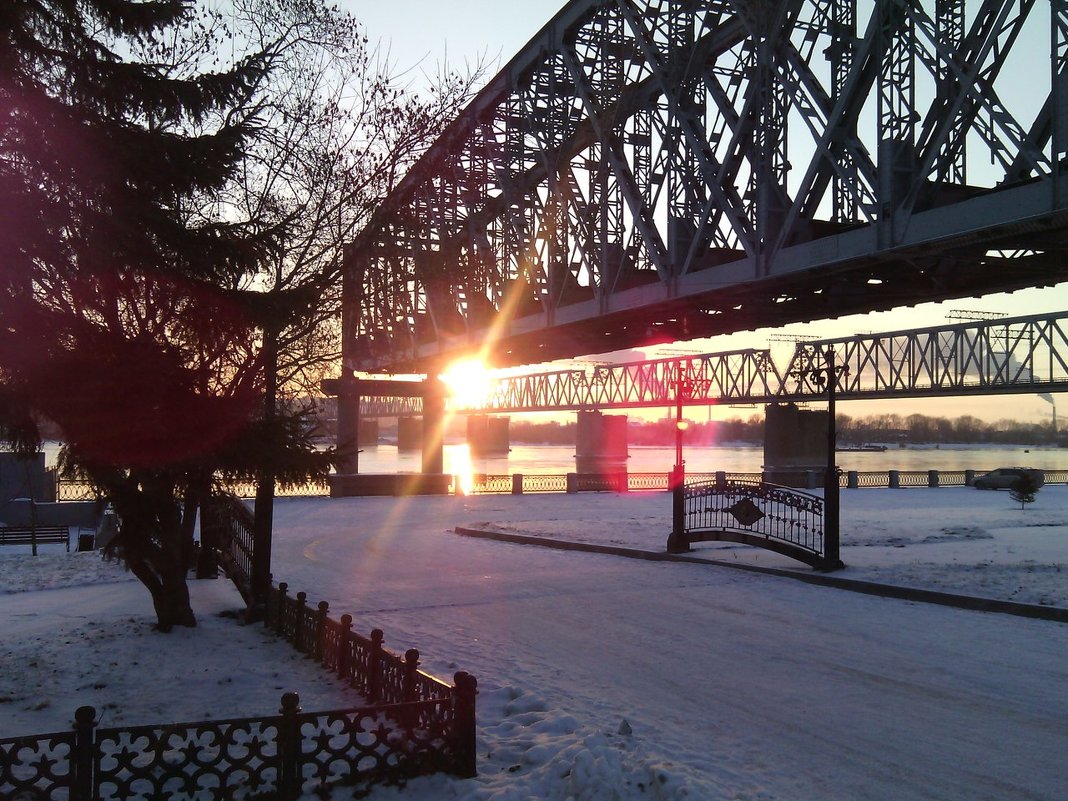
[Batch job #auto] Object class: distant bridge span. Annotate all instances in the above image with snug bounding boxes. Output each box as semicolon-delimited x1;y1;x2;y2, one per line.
342;0;1068;375
353;310;1068;415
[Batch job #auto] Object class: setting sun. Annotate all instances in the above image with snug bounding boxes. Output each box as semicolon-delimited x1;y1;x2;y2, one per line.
440;358;496;409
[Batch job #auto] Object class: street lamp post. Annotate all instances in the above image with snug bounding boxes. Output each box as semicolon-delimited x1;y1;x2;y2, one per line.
667;369;691;553
823;348;843;570
674;379;688;480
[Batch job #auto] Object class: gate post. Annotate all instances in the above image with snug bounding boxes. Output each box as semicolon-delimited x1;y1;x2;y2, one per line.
452;672;478;778
278;693;302;801
666;464;688;553
823;466;843;571
72;706;96;801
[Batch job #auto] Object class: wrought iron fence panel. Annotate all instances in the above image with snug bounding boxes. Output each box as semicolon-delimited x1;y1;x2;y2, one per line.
521;474;568;493
321;615;344;672
470;474;512;494
724;472;758;485
56;480;98;502
855;471;887;487
220;479;329;499
575;473;628;492
295;703;451;795
410;670;449;704
627;472;669;491
295;600;320;656
340;630;377;697
897;471;930;487
686;472;717;485
208;494;256;603
276;592;302;644
938;470;968;486
376;656;409;705
0;729;78;801
94;716;280;801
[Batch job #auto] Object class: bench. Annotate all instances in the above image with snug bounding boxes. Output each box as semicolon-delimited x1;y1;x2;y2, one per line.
0;525;70;554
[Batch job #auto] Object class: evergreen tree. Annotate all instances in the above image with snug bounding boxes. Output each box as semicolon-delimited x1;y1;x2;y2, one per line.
0;0;315;630
1;0;480;630
1009;473;1041;510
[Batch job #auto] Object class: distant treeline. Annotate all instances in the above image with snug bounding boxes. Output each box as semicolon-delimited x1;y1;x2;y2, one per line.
509;412;1063;447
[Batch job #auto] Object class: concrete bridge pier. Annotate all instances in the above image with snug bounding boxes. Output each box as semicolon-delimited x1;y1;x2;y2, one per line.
328;377;448;496
334;384;360;474
574;410;628;475
763;403;830;488
421;382;445;475
396;416;422;451
467;415;510;456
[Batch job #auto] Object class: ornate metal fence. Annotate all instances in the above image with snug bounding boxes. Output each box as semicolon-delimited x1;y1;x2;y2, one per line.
1;689;473;801
265;583;476;770
469;474;513;494
205;493;256;606
0;585;477;801
678;477;835;570
519;473;569;493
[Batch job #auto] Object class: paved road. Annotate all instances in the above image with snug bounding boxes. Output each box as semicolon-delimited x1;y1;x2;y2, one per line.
271;493;1068;800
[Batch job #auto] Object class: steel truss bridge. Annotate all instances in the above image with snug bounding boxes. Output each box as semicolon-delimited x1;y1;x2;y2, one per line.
341;0;1068;376
356;310;1068;415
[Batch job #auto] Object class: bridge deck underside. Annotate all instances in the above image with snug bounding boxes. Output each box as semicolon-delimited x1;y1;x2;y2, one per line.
489;207;1067;366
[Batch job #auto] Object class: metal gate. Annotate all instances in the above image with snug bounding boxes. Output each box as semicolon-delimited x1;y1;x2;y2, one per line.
673;477;842;571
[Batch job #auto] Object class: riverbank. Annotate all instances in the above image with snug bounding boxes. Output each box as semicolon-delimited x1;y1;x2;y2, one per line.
3;485;1066;799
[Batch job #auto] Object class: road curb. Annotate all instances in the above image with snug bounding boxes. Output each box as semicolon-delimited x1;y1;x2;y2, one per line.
454;526;1068;624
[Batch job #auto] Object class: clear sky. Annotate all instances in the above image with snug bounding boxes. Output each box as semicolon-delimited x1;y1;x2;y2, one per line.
344;1;1068;428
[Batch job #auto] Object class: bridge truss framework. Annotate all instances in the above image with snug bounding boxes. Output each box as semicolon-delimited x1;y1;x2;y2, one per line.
342;0;1068;376
354;310;1068;415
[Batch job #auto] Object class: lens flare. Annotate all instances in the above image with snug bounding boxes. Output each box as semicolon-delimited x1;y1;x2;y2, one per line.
440;358;496;409
446;443;476;495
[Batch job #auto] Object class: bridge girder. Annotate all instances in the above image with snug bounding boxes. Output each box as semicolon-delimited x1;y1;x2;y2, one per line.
355;310;1068;415
344;0;1068;374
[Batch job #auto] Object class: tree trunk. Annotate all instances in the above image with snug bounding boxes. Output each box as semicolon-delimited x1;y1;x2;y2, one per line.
109;472;198;631
125;553;197;631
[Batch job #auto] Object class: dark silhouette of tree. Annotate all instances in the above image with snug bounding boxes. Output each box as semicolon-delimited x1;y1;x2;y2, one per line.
1009;473;1041;510
1;0;281;629
0;0;479;630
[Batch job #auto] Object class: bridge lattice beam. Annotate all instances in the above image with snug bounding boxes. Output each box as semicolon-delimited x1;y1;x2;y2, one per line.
355;310;1068;416
343;0;1068;376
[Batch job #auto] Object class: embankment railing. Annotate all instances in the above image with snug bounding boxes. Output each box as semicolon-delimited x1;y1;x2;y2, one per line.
53;468;1068;501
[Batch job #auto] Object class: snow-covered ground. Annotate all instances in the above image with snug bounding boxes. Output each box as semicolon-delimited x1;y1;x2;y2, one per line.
2;485;1067;800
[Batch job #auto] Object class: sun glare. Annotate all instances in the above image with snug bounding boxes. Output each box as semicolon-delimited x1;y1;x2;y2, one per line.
440;358;496;409
446;443;475;496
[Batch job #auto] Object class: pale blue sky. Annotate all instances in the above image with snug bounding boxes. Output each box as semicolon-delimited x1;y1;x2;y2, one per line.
346;0;560;74
345;1;1067;425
